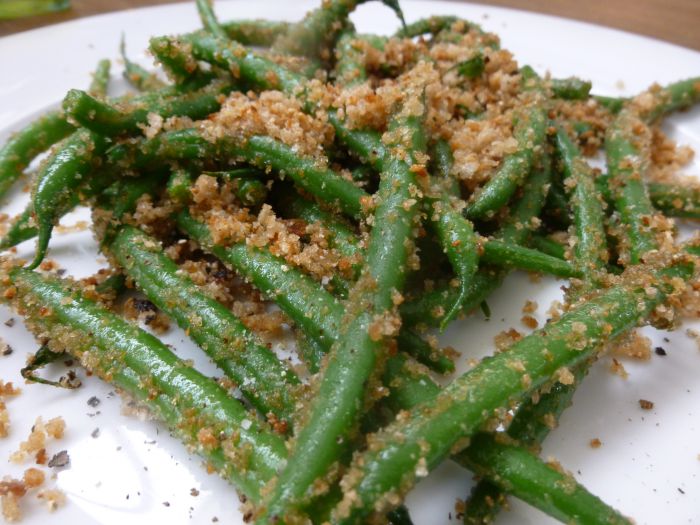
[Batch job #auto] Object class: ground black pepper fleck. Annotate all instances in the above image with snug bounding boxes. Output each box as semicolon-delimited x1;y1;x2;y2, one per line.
654;346;667;356
48;450;70;468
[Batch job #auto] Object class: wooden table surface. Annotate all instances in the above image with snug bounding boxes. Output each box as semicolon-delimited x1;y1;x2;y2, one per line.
1;0;698;51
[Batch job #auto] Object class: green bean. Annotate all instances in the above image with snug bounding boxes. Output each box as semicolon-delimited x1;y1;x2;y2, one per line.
123;128;366;218
395;15;459;37
94;273;127;296
637;76;700;123
549;77;591;100
334;28;370;86
606;79;700;264
28;129;108;269
464;133;608;523
204;169;269;205
220;19;291;46
0;171;157;252
166;168;193;204
555;126;608;283
5;267;287;503
499;153;553;245
462;363;585;524
531;234;566;260
330;112;567;315
464;74;548;219
379;321;628;525
453;53;485;79
328;111;385;166
274;191;456;372
543;181;572;228
177;209;342;360
605;112;656;264
110;225;300;426
161;33;305;94
21;345;78;389
400;156;552;329
2;203;54;252
63;80;232;137
329;116;481;328
176;210;453;375
273;189;361;265
273;188;360;296
593;95;626;114
149;34;205;84
480;239;580;278
120;35;167;92
597;173;700;221
0;113;74;200
195;0;228;39
168;168;268;207
329;114;564;290
95;173;166;246
88;59;111;98
272;0;404;60
332;256;692;523
460;431;630;525
431;139;460;196
257;81;428;523
399;268;502;327
425;142;479;328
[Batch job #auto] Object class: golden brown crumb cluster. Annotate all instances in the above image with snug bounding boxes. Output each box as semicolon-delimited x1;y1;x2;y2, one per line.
2;417;67;521
10;417;65;464
611;330;652;361
188;174;352;287
201;90;334;158
0;381;20;439
649;127;696;183
553;98;615;155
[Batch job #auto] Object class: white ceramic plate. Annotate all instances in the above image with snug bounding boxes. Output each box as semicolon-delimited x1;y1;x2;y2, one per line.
1;2;699;524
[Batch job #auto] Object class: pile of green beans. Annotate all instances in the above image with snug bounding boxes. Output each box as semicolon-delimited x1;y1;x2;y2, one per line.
1;1;699;524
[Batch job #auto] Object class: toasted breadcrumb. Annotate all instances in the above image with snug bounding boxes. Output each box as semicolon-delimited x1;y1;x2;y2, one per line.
0;468;48;522
10;417;65;464
44;419;65;440
649;127;694;183
521;315;538;329
0;381;20;439
22;469;44;490
589;438;602;449
554;367;575;386
201;90;333;159
609;358;629;379
36;489;66;512
494;328;522;351
639;399;654;410
1;492;21;523
522;300;538;314
611;330;652;361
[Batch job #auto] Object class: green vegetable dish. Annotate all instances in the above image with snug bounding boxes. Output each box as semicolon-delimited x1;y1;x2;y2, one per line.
1;1;700;523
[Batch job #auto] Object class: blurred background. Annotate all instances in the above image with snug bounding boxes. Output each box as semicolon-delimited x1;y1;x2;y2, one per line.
0;0;698;50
